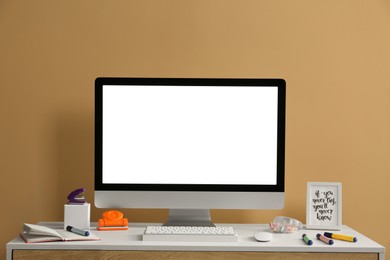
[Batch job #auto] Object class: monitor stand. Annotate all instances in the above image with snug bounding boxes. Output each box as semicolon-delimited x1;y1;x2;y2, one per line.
164;209;215;227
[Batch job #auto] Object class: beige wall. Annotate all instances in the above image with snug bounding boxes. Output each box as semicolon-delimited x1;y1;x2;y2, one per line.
1;0;389;259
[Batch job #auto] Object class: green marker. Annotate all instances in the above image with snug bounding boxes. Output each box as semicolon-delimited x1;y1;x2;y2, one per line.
302;234;313;245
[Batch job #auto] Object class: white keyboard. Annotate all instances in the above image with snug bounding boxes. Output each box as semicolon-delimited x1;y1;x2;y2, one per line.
143;225;238;242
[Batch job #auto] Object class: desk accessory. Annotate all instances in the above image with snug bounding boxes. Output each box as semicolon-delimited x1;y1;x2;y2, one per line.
302;234;313;245
67;188;86;204
97;210;128;230
143;225;238;242
316;233;334;245
253;232;273;242
306;182;342;230
324;232;357;242
64;188;90;230
269;216;302;233
66;225;90;236
20;223;99;243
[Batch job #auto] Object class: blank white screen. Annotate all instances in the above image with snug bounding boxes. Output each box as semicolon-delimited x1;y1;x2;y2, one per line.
103;85;278;185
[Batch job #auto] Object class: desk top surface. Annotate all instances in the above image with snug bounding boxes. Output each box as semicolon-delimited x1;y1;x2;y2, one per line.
7;222;385;254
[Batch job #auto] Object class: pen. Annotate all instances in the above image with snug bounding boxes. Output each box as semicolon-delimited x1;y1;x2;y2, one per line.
302;234;313;245
324;232;357;242
316;233;334;245
66;225;90;236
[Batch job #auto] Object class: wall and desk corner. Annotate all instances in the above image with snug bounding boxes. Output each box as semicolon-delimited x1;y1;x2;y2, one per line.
1;1;390;259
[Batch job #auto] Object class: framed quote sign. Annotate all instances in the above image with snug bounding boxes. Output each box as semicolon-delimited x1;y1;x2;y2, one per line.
306;182;342;230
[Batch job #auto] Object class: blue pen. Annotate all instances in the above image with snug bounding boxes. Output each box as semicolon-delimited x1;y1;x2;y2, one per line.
66;225;90;236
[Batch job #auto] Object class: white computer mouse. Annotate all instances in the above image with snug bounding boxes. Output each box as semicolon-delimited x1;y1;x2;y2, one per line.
254;231;273;242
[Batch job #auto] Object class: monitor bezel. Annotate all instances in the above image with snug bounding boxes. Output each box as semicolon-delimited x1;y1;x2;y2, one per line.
95;78;285;193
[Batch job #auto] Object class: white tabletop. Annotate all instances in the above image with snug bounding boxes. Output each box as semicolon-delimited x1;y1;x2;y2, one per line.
7;222;385;260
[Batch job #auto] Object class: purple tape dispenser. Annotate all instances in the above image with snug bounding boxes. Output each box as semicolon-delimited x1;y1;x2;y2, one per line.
67;188;87;204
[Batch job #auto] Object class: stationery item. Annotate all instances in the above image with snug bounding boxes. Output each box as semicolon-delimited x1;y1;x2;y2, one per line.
20;223;100;243
64;188;90;230
67;188;87;204
97;210;128;231
316;233;334;245
302;234;313;245
66;225;90;236
269;216;302;233
324;232;357;242
64;203;90;230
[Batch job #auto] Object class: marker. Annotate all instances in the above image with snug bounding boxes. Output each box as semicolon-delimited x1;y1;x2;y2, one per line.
302;234;313;245
324;232;357;242
316;233;334;245
66;225;90;236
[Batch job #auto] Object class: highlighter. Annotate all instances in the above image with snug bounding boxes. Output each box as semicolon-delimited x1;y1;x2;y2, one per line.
324;232;357;242
316;233;334;245
66;225;90;236
302;234;313;245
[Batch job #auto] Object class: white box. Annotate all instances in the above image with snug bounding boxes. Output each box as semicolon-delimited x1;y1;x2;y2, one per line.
64;203;90;230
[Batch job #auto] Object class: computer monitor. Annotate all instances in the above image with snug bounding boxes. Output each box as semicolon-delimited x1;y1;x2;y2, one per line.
95;78;286;226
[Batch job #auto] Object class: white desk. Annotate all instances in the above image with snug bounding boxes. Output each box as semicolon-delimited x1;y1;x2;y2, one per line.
6;222;385;260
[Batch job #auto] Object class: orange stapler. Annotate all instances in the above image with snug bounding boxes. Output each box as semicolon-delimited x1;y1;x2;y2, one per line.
97;210;128;231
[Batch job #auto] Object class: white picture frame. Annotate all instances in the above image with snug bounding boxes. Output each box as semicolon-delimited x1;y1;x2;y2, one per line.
306;182;342;230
